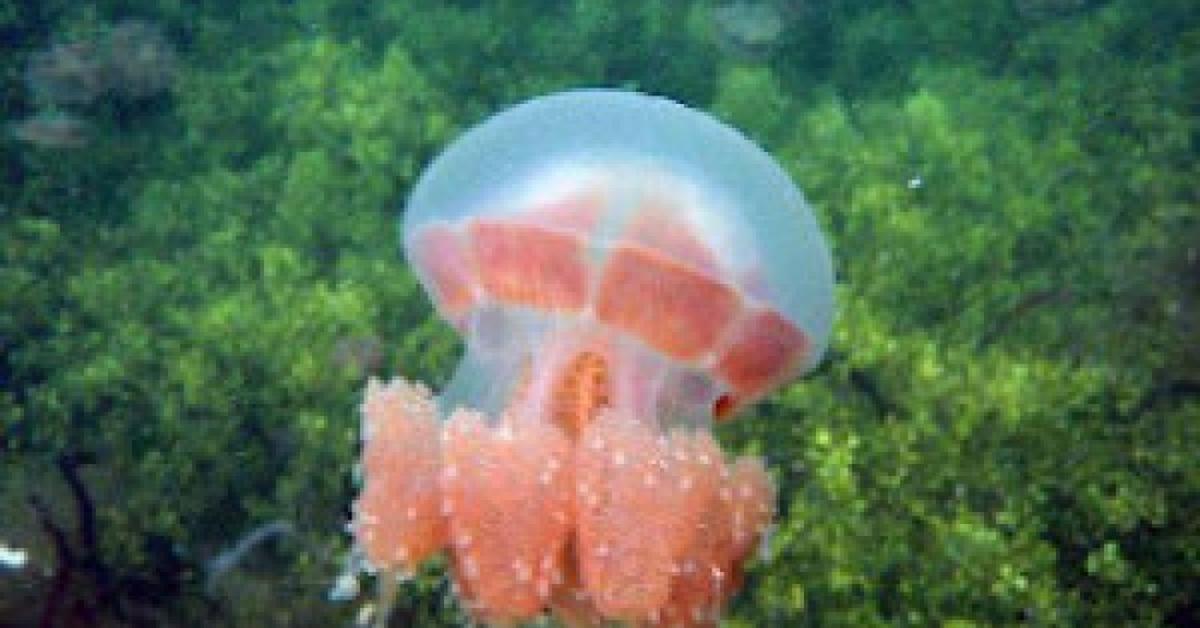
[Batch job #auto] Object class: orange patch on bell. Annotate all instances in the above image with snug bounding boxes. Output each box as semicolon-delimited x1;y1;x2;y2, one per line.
595;245;740;361
408;224;479;323
715;308;809;408
469;219;591;312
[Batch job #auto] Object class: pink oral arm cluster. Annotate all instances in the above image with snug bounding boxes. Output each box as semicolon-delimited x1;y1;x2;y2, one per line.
353;377;774;627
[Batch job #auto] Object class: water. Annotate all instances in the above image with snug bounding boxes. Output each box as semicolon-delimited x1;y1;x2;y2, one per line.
2;1;1196;626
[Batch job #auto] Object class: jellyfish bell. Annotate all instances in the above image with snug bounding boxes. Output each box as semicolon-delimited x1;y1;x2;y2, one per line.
352;89;833;626
406;89;833;420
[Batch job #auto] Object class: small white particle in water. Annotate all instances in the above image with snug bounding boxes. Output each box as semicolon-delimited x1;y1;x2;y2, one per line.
0;543;28;569
355;602;375;626
328;571;359;601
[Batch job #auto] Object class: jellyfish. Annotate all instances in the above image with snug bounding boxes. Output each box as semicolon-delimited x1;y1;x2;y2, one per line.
351;89;833;627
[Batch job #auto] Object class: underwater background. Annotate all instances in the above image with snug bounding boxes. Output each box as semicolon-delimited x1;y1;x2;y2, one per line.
1;0;1197;626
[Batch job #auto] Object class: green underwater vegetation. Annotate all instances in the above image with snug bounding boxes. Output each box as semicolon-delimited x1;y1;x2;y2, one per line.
2;0;1197;626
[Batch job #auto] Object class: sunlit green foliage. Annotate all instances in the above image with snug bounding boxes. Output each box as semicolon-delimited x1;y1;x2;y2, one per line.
2;0;1196;626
